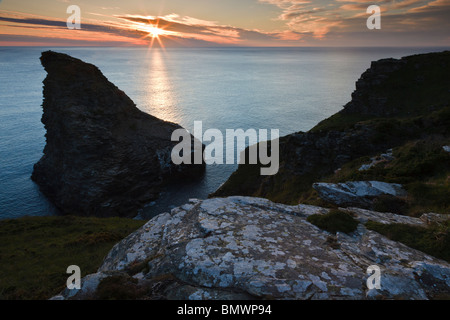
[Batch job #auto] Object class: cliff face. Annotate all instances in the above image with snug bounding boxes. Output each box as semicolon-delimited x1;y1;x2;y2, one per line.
32;51;205;217
212;51;450;215
342;52;450;117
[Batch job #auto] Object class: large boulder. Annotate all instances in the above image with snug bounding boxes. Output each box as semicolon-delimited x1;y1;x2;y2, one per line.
55;196;450;300
32;51;205;217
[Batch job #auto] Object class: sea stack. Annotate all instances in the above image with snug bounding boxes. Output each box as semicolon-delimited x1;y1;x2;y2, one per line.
32;51;205;217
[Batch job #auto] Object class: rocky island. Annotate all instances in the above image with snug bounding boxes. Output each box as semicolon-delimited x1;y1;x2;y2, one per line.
31;51;205;217
49;51;449;300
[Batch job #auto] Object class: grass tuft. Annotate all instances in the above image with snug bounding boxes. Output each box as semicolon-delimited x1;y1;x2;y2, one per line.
307;209;359;234
366;220;450;263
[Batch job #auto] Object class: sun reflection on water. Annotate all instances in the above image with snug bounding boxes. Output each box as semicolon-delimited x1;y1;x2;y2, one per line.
144;49;180;124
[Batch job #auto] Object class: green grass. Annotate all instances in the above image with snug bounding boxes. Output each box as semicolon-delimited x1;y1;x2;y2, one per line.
256;168;325;205
310;112;375;133
327;137;450;215
216;101;450;210
330;139;449;184
368;52;450;117
307;209;359;234
0;216;145;300
366;220;450;263
95;272;177;300
96;274;141;300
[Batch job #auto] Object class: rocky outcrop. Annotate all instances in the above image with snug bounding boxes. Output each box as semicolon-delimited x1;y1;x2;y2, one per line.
213;51;450;207
53;196;450;300
342;51;450;117
313;181;407;209
32;51;205;217
341;58;406;117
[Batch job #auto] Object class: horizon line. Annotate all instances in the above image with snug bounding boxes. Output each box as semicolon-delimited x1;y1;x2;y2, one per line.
1;44;450;49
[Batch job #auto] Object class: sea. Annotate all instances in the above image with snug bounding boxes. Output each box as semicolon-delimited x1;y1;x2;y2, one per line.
0;46;447;220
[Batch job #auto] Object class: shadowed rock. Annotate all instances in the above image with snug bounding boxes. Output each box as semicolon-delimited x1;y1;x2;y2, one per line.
32;51;205;217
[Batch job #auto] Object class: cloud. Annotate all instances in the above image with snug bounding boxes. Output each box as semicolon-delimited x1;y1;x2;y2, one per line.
408;0;450;11
258;0;450;42
1;0;449;47
0;11;152;46
116;14;303;45
0;10;304;47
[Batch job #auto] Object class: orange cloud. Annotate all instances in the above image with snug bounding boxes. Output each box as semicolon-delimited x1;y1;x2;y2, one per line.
409;0;450;11
0;10;306;47
258;0;450;43
1;0;449;47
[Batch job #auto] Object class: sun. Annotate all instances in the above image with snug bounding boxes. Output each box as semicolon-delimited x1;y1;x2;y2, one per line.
147;25;164;38
133;19;176;48
141;21;168;48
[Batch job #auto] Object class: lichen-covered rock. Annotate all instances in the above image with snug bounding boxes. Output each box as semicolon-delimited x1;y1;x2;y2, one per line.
32;51;205;217
54;196;450;300
342;207;426;227
420;212;450;225
54;272;109;300
313;181;407;209
359;149;394;171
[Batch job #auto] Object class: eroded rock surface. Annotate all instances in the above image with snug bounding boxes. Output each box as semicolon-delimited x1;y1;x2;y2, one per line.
313;181;408;209
32;51;205;217
56;196;450;300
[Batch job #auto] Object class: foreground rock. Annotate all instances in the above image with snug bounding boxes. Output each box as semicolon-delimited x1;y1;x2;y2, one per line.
55;196;450;300
32;51;204;217
313;181;407;209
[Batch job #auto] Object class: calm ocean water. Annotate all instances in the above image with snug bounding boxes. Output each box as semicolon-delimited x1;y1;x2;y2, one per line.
0;46;447;220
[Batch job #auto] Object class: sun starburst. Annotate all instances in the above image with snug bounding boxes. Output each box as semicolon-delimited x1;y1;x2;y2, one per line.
141;20;169;48
147;25;165;39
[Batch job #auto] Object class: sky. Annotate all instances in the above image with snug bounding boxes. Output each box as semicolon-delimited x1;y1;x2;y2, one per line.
0;0;449;46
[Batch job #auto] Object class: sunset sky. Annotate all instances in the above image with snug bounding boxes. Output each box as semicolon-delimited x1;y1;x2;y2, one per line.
0;0;449;46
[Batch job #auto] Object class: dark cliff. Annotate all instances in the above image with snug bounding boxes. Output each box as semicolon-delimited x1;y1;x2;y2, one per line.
212;51;450;215
32;51;205;217
342;51;450;117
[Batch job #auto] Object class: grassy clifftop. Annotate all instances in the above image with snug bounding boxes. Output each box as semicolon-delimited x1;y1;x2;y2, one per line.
0;216;145;299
